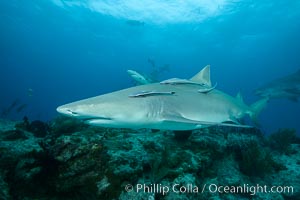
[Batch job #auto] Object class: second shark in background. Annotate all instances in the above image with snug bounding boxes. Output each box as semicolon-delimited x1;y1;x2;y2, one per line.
255;69;300;102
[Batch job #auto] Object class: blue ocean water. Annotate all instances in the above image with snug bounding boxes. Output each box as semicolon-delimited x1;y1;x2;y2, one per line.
1;0;300;134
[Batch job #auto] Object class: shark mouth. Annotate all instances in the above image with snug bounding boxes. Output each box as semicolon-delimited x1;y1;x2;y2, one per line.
59;109;113;122
82;116;113;123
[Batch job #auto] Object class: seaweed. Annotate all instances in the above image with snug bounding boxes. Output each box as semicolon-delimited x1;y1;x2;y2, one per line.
268;128;297;154
236;141;286;178
1;130;28;141
147;58;170;81
173;130;192;141
143;143;171;183
50;116;88;136
15;116;50;138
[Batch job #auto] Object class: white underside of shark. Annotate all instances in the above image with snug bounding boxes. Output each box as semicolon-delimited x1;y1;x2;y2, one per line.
57;66;268;130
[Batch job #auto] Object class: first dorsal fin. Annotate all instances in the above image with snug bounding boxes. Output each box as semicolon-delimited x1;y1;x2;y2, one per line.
190;65;212;87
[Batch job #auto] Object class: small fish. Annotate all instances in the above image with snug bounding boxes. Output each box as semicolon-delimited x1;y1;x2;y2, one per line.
16;103;27;113
126;19;144;27
148;58;156;68
129;91;175;98
1;99;21;116
9;99;20;110
27;88;34;97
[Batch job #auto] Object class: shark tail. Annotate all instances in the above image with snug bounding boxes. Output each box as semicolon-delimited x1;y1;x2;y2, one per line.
249;97;269;126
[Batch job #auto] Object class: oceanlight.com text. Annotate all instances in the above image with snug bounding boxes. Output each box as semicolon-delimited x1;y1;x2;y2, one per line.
124;183;294;196
208;183;293;196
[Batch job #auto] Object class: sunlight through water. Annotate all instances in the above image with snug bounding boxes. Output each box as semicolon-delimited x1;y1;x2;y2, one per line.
51;0;241;24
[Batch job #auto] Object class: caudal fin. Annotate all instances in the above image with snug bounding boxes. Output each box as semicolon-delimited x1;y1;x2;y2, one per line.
249;98;269;126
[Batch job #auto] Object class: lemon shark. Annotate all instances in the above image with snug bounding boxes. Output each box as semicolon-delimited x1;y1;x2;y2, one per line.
255;69;300;102
57;66;268;130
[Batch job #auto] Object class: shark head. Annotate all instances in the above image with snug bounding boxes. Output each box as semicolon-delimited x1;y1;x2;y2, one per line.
255;86;299;102
56;90;153;128
255;69;300;101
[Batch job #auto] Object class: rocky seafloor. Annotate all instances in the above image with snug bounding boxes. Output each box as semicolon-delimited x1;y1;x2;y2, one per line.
0;117;299;200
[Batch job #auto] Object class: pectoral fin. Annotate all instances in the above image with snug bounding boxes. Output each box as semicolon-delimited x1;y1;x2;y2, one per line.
162;114;211;130
163;114;252;129
163;114;203;124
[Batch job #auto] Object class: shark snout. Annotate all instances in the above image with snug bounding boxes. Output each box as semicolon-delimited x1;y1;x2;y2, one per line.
56;105;113;122
56;106;79;117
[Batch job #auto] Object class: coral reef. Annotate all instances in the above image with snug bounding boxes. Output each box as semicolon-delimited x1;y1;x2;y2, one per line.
236;141;286;178
0;118;299;199
268;128;297;154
